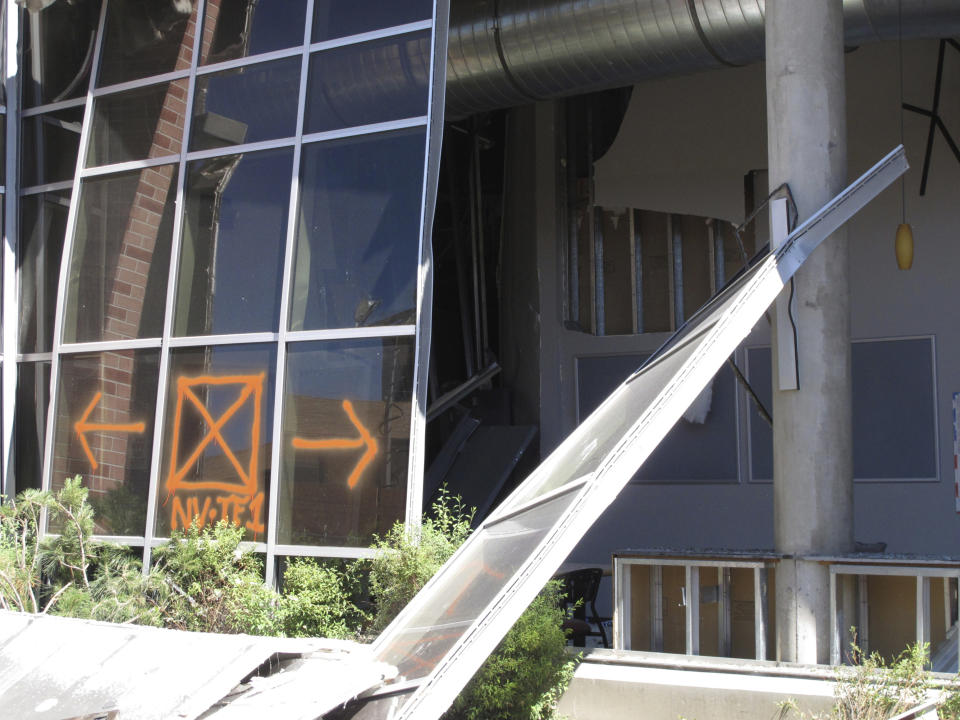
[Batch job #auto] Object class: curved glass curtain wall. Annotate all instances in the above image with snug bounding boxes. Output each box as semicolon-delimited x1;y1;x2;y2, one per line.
13;0;441;573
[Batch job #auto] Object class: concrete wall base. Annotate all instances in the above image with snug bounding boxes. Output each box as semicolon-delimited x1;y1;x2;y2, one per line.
557;651;836;720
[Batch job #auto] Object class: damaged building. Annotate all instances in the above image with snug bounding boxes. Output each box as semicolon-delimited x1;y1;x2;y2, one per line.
1;0;959;718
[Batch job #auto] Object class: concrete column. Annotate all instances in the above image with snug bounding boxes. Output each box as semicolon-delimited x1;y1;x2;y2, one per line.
765;0;854;665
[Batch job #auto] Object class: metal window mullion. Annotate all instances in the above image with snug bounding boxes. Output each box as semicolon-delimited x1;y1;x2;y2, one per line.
80;154;182;178
21;180;74;196
92;68;191;98
20;96;86;118
945;577;953;635
91;534;145;545
167;331;278;348
755;565;769;661
482;478;587;528
301;116;427;146
2;2;20;497
59;337;162;354
917;575;931;652
286;325;416;343
148;537;267;555
140;0;206;572
613;558;629;649
829;568;839;664
308;19;432;54
40;0;108;535
197;45;304;76
184;135;297;163
273;544;378;560
404;0;445;537
264;0;314;586
684;565;699;655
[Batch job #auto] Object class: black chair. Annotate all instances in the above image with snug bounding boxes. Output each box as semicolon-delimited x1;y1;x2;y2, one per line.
557;567;610;648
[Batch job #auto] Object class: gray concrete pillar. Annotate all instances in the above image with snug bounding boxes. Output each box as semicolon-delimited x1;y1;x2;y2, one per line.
765;0;854;665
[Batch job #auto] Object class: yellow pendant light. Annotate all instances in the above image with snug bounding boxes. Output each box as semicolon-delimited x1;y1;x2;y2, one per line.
895;222;914;270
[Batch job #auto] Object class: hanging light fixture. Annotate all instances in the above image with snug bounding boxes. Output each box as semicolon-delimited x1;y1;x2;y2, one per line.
895;222;914;269
895;0;914;270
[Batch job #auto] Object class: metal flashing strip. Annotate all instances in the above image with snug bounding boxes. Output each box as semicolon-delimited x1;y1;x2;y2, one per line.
374;146;907;720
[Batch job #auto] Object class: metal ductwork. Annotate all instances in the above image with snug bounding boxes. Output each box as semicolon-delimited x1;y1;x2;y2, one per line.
446;0;960;116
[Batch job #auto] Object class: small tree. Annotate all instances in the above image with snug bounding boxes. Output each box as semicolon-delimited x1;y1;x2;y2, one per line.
1;476;108;614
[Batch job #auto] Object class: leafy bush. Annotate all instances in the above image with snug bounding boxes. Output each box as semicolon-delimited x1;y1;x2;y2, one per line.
445;581;578;720
778;639;960;720
278;558;366;639
363;488;577;720
366;487;473;632
152;520;281;636
4;479;578;718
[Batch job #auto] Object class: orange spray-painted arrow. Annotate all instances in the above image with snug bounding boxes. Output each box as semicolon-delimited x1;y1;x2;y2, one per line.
74;392;147;471
291;399;379;488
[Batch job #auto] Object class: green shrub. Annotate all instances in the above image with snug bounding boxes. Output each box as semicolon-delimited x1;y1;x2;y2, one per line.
366;487;473;632
4;478;579;718
279;558;366;639
445;581;577;720
364;489;577;720
151;519;282;636
778;639;960;720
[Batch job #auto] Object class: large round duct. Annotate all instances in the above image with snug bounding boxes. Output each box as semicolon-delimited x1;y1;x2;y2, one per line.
446;0;960;116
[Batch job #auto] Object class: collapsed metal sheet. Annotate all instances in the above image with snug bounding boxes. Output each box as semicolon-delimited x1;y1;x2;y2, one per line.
0;611;388;720
366;146;908;720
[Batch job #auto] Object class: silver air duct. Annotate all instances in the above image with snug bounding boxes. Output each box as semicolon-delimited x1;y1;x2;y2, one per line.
446;0;960;116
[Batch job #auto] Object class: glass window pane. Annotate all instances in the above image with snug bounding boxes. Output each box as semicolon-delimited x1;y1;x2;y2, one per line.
86;80;189;167
201;0;308;65
14;361;51;494
21;107;83;187
51;350;160;536
64;165;177;344
174;148;292;336
190;57;300;152
22;0;102;108
304;31;430;134
20;191;70;353
279;337;413;547
155;344;275;541
312;0;432;42
376;488;580;679
290;130;425;331
98;0;199;87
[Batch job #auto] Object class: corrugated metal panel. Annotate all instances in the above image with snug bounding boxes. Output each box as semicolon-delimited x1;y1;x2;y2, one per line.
0;611;390;720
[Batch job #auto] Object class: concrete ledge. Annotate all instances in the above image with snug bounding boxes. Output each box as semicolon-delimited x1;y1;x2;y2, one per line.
558;650;836;720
